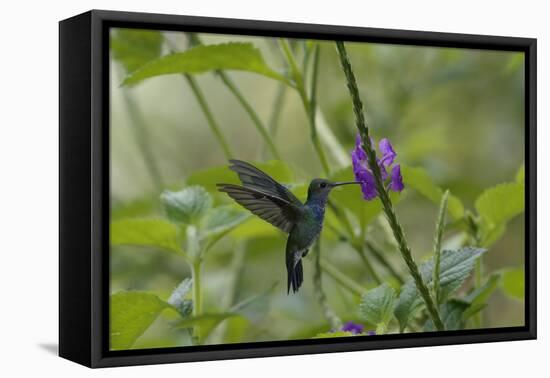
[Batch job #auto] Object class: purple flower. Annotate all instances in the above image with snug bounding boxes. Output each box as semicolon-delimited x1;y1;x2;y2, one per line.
351;134;404;200
341;321;364;335
367;330;376;336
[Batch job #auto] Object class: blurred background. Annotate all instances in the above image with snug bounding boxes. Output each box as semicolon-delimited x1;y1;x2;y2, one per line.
109;29;525;349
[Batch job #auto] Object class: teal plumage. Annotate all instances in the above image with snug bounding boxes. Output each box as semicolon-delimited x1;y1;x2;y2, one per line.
217;160;358;294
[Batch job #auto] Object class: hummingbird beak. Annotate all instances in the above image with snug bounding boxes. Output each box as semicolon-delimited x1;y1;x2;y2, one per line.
331;181;361;187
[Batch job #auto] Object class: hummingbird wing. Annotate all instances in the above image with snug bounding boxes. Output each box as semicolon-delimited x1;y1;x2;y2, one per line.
227;160;303;208
217;183;301;233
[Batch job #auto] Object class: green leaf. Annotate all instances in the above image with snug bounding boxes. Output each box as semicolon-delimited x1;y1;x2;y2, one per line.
187;160;295;193
516;164;525;183
424;300;469;331
437;247;486;299
111;195;158;219
359;283;396;331
394;247;486;331
501;268;525;300
475;182;525;228
401;165;464;220
394;282;424;333
463;273;501;319
481;223;506;248
111;29;163;73
110;291;170;350
174;313;241;340
167;278;193;317
313;331;355;339
110;218;180;254
122;42;289;86
200;205;251;239
161;186;212;225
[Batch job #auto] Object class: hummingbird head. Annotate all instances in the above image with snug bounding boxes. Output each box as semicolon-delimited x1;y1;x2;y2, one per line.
307;178;360;202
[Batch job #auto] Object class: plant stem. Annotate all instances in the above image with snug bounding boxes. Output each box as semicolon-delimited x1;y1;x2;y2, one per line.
364;240;405;285
335;41;444;331
320;257;365;297
267;83;287;137
191;259;203;344
165;37;234;159
184;74;233;159
313;242;343;330
301;41;314;83
326;219;405;285
280;39;330;176
327;201;384;285
217;72;281;160
186;225;204;344
466;211;483;328
316;112;351;168
121;87;164;192
433;190;450;306
308;45;331;176
473;259;483;328
354;243;382;285
327;200;355;236
180;34;281;160
217;244;246;342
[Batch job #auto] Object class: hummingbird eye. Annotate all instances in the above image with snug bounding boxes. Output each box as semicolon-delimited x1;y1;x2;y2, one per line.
320;182;327;188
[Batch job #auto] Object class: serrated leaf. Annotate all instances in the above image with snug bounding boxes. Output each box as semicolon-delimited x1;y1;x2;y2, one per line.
187;160;295;193
463;273;501;319
424;300;469;331
110;291;171;350
502;267;525;300
401;165;464;220
167;278;193;317
437;247;486;299
111;28;163;73
359;283;396;329
122;42;289;86
475;182;524;228
161;186;212;225
393;282;423;333
110;218;180;254
394;247;486;331
200;205;250;239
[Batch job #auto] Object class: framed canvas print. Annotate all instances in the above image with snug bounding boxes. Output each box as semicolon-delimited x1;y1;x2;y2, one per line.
59;10;536;368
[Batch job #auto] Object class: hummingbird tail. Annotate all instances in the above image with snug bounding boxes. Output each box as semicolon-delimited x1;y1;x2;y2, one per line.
287;259;304;294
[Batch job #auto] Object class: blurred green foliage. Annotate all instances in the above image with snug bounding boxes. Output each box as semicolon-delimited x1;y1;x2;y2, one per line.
109;28;526;350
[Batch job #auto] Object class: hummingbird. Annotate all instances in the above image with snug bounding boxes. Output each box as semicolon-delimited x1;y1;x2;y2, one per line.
217;160;359;294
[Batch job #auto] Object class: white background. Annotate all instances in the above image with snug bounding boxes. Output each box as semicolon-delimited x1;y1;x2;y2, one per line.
0;0;547;376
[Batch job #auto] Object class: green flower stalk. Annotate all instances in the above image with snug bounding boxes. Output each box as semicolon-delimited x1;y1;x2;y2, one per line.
189;34;282;160
433;190;450;305
335;41;445;331
280;39;331;176
313;242;343;330
184;74;234;159
120;84;165;192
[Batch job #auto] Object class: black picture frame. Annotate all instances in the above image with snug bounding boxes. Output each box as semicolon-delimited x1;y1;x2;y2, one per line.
59;9;537;368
